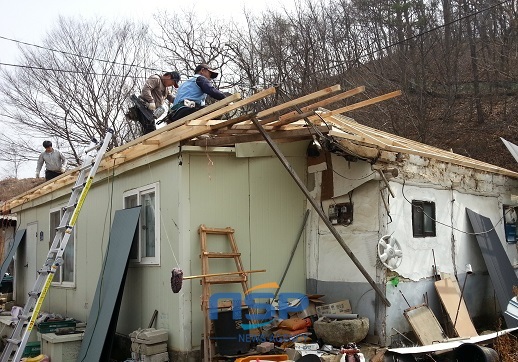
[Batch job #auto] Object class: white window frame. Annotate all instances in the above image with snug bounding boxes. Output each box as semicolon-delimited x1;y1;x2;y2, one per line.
123;182;161;265
49;206;76;287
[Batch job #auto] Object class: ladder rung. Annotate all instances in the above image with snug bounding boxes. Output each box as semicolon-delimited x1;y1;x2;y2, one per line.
28;291;40;298
16;314;29;322
38;267;51;274
72;183;86;191
80;162;93;171
199;226;234;234
202;252;241;258
55;225;69;231
6;338;21;345
204;275;247;284
62;203;77;211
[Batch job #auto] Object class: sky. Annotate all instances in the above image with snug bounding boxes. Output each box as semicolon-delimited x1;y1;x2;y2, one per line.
0;0;282;179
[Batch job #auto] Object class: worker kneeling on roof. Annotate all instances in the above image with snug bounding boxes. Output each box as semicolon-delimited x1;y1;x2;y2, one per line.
166;63;227;124
138;71;180;134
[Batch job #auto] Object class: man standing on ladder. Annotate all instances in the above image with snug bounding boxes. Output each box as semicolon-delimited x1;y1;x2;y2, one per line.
35;140;67;181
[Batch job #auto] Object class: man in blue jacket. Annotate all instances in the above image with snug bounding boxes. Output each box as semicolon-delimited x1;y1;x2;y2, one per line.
166;64;227;123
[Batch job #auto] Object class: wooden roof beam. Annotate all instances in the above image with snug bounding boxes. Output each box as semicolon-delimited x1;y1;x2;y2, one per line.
257;85;341;125
191;126;329;147
274;86;366;125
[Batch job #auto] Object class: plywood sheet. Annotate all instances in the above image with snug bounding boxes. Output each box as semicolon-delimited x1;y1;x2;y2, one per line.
434;277;478;338
404;304;446;346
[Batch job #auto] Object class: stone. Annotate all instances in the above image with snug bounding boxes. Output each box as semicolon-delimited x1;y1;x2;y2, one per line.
313;317;369;347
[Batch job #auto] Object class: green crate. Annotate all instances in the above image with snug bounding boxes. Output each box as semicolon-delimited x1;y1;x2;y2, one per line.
37;319;76;333
22;341;41;358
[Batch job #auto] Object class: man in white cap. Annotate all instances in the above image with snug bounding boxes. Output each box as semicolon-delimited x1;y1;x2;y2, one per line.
166;64;227;123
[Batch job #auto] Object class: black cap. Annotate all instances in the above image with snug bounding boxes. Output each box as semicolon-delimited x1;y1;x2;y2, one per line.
194;64;218;79
43;140;52;148
164;71;181;81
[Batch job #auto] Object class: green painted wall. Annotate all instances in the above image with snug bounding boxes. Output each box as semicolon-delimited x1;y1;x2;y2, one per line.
11;141;308;354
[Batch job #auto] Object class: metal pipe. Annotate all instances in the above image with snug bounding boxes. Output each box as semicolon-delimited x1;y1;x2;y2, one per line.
454;264;473;328
251;117;391;307
274;209;310;299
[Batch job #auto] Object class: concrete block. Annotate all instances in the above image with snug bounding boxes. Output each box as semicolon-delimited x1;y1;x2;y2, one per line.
131;342;168;355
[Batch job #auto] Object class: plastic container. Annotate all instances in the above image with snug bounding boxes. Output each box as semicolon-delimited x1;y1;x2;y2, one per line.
22;341;41;358
454;343;499;362
235;355;288;362
37;319;76;334
212;309;251;356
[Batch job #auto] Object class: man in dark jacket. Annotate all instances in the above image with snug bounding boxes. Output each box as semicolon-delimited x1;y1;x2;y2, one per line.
137;71;180;134
166;64;227;124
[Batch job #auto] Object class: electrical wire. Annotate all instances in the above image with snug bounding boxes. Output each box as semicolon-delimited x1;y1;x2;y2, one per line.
305;0;512;78
332;169;376;181
0;34;164;73
401;178;509;236
0;61;147;79
1;0;509;87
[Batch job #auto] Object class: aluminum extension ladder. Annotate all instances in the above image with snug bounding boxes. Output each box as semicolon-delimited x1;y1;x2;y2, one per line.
0;129;113;362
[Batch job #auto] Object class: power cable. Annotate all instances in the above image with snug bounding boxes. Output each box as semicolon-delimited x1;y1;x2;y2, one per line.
305;0;512;78
0;34;164;73
401;178;509;236
0;0;511;84
0;61;147;79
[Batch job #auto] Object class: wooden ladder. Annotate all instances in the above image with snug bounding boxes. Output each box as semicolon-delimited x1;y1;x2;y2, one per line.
199;225;250;362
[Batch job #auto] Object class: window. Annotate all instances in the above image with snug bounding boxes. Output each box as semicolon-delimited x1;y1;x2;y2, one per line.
412;200;436;237
123;183;160;265
49;207;75;286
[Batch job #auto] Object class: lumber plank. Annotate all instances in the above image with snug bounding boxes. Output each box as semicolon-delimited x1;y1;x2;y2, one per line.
195;87;276;123
257;84;341;124
269;111;315;127
434;278;478;338
103;93;242;158
191;127;329;147
324;90;402;115
277;86;366;123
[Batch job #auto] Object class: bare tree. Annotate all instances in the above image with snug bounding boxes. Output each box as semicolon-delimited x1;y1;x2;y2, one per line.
0;17;153;165
0;134;32;178
153;11;240;91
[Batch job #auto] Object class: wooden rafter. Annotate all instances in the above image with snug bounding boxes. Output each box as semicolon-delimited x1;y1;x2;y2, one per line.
3;84;518;214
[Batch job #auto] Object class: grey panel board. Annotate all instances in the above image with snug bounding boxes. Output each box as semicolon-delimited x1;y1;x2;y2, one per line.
466;208;518;328
77;206;141;361
0;228;26;282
